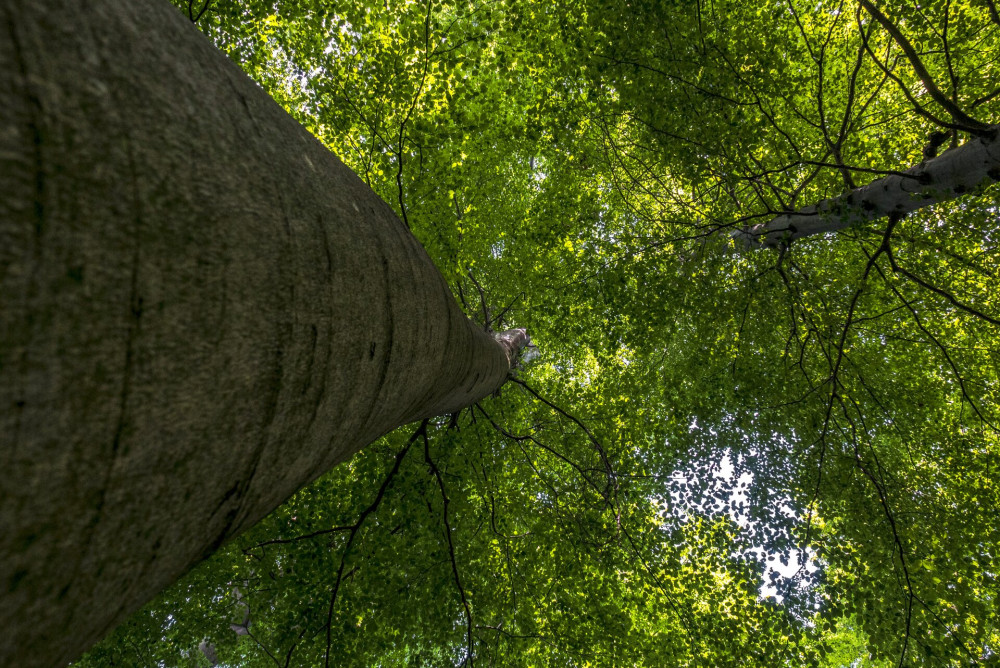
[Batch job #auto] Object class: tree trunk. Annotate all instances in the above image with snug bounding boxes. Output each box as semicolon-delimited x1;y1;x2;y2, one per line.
0;1;520;665
731;127;1000;248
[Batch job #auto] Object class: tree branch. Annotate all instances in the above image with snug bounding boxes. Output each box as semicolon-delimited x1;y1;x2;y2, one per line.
422;429;475;666
885;247;1000;326
732;125;1000;247
986;0;1000;27
322;422;424;667
508;378;619;508
187;0;213;23
859;1;990;133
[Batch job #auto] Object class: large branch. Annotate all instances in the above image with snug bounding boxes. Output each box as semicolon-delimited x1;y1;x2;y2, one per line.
732;127;1000;248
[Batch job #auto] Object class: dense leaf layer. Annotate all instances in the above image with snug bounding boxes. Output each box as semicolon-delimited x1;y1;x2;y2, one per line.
79;1;1000;665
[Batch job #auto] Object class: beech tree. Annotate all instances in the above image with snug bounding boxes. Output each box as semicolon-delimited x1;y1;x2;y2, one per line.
3;0;1000;666
67;1;995;666
0;0;527;665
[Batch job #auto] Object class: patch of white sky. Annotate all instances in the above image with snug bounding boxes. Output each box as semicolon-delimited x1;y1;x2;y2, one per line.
545;349;820;604
660;418;819;603
322;19;360;61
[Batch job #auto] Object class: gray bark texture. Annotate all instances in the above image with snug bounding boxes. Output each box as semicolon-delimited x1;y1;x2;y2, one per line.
731;126;1000;248
0;0;520;665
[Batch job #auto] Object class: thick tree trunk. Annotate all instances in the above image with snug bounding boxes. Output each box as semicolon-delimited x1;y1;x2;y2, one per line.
0;1;520;665
731;127;1000;248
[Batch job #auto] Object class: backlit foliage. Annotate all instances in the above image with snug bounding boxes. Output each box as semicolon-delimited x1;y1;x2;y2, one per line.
79;1;999;665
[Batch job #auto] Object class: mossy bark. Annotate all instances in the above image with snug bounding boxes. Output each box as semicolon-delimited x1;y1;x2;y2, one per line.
0;0;516;664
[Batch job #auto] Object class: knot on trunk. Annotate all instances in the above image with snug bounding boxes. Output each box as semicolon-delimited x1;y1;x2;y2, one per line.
495;328;531;367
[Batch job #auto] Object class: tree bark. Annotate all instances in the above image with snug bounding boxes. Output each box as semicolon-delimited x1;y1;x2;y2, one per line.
0;0;521;665
731;127;1000;248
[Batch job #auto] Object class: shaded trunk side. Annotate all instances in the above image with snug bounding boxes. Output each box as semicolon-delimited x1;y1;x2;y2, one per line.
0;0;515;665
731;127;1000;248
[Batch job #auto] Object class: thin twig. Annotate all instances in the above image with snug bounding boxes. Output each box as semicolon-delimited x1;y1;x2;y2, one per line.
395;0;434;229
187;0;213;23
322;422;424;667
859;0;991;133
423;428;475;666
885;247;1000;326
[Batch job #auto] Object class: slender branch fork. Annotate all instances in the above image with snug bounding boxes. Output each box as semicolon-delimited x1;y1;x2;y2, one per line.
187;0;213;23
474;396;697;638
395;0;435;229
858;0;991;134
230;423;422;665
318;422;426;668
508;378;620;510
249;418;478;665
422;427;476;666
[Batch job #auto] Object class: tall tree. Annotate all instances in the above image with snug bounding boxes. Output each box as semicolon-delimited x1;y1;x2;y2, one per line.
8;0;1000;665
0;0;527;665
67;1;997;666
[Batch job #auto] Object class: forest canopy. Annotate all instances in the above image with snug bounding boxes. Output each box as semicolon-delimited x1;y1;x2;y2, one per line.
79;0;1000;665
